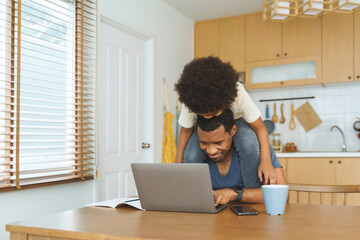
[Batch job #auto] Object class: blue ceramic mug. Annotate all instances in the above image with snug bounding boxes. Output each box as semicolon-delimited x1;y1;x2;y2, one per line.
262;185;289;215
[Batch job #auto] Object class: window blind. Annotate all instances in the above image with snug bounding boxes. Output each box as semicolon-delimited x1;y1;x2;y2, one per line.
0;0;96;190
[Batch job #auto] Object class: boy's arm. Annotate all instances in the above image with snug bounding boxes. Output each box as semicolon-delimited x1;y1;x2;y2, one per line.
175;127;194;163
248;117;277;185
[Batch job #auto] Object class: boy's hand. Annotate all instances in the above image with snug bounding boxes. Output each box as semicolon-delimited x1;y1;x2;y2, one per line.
213;189;237;206
258;160;277;185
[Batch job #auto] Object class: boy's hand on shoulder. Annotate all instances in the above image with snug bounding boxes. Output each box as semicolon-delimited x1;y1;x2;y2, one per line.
213;189;238;206
258;161;277;185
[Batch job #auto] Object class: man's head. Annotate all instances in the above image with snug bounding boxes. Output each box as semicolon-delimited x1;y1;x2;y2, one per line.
175;56;239;118
196;109;237;162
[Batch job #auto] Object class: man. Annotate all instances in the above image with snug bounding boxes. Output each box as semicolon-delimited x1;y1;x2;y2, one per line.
196;109;287;206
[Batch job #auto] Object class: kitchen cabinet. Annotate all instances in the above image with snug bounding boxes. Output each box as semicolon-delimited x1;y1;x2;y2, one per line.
287;158;336;185
245;13;321;62
282;17;321;59
195;17;245;72
194;18;245;72
245;13;282;62
195;11;357;88
355;11;360;81
245;55;321;89
194;21;219;58
335;158;360;206
322;12;354;83
219;18;245;72
286;157;360;206
278;157;287;179
244;14;322;90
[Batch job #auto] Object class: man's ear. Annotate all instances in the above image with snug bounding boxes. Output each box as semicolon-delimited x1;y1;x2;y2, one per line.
230;125;237;137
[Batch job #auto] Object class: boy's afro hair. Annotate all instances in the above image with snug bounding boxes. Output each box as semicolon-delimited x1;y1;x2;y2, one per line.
175;56;239;114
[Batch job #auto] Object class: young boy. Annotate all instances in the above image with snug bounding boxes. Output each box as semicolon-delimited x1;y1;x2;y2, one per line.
174;56;277;184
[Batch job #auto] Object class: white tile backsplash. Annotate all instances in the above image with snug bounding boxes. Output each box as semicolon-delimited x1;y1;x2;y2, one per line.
248;83;360;152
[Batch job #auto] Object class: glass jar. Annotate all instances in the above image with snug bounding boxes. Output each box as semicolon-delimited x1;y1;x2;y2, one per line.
272;133;281;147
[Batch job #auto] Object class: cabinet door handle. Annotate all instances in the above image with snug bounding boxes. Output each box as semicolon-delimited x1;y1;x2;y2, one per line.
329;160;333;164
280;81;284;85
276;54;280;57
338;160;342;164
284;53;288;56
357;75;360;79
348;76;352;80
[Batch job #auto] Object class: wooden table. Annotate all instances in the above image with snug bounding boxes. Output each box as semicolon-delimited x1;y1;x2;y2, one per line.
6;204;360;240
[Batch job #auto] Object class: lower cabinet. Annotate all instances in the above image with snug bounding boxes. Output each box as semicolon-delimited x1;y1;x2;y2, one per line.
279;157;360;206
278;158;287;178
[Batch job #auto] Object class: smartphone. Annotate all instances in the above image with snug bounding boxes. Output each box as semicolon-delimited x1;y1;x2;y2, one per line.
231;205;259;216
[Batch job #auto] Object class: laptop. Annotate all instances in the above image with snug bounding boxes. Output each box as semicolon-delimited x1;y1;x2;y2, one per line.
131;163;229;213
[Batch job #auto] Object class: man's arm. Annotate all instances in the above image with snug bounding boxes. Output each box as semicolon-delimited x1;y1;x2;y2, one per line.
175;127;193;163
241;167;287;203
213;167;287;205
248;117;277;185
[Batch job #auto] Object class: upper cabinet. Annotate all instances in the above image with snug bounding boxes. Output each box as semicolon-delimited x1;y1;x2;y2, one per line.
244;13;322;89
322;13;354;83
245;13;282;62
245;13;321;62
219;18;245;72
355;11;360;82
194;17;245;73
282;17;322;59
245;56;321;89
195;11;359;89
194;21;219;58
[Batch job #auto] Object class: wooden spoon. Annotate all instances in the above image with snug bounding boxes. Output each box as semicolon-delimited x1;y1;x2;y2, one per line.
272;103;278;123
279;103;285;124
289;103;296;130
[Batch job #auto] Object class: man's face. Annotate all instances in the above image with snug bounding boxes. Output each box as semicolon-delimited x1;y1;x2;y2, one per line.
197;124;237;162
197;110;223;119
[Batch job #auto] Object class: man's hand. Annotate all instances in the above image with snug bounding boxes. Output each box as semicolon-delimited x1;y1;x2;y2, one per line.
213;189;237;206
258;160;277;185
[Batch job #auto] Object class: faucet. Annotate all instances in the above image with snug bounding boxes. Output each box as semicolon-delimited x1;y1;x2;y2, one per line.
330;126;347;152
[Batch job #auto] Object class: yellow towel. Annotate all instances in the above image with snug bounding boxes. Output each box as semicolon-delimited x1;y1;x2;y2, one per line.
162;111;176;163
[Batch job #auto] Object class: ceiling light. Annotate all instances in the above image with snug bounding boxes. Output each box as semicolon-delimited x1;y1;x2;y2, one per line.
263;0;301;22
263;0;358;22
335;0;360;13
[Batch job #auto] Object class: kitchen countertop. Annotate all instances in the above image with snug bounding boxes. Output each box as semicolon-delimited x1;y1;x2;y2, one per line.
276;151;360;157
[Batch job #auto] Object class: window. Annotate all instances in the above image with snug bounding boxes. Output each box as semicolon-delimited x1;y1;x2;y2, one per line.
0;0;96;190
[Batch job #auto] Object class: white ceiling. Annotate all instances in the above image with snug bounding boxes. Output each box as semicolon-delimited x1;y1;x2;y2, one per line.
162;0;263;21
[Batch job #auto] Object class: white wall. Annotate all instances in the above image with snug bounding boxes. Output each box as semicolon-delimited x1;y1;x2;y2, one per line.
249;82;360;152
1;1;194;239
0;181;95;240
98;0;194;163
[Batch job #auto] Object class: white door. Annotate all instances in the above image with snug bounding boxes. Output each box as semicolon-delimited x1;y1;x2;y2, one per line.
98;20;153;200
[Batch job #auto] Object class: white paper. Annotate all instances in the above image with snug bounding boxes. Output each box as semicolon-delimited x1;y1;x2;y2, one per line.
86;197;144;211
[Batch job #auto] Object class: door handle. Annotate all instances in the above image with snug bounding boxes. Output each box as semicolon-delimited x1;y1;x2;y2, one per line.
142;142;151;149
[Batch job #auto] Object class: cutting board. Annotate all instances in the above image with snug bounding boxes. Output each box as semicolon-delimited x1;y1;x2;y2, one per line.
294;102;322;132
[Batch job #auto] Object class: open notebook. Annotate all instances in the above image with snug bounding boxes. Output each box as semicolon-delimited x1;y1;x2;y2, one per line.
86;197;143;211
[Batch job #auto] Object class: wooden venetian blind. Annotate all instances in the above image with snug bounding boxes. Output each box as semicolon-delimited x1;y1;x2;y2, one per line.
0;0;96;190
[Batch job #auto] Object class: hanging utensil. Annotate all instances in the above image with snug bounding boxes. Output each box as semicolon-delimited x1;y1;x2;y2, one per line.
289;103;296;130
264;104;275;135
272;103;278;123
279;103;285;124
353;117;360;131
